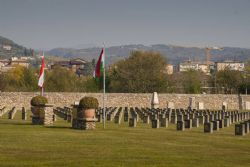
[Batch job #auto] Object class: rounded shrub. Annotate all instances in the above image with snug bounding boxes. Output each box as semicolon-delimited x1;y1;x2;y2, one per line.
30;95;48;106
78;96;99;109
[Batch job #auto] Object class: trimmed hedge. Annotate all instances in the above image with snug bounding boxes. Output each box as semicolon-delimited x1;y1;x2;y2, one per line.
79;96;99;109
30;95;48;106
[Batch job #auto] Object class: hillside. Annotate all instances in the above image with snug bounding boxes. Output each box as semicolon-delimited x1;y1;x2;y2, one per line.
47;44;250;65
0;36;33;59
1;35;250;65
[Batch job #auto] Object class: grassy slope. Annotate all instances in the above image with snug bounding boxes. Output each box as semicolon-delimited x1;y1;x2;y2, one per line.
0;111;250;167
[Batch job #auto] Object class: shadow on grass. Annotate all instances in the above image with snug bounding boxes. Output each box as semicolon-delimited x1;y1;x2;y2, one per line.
0;121;32;126
45;126;72;129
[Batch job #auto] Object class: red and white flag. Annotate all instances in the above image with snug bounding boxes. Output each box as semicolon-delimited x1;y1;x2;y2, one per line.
38;53;45;88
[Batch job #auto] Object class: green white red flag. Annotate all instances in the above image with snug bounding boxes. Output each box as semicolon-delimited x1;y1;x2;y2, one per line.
94;48;104;78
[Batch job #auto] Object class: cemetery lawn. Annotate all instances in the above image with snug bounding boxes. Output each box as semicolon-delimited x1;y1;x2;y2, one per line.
0;116;250;167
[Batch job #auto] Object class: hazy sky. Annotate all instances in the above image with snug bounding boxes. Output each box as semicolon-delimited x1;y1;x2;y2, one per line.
0;0;250;49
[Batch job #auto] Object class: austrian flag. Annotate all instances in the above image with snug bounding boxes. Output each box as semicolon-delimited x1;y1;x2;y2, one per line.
94;48;105;78
38;53;45;87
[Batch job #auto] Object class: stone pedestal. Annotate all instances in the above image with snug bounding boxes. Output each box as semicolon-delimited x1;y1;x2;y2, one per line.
72;118;97;130
204;122;213;133
31;104;54;126
177;121;185;131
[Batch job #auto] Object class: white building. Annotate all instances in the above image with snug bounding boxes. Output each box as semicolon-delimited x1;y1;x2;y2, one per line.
179;60;212;74
2;45;12;51
215;61;245;72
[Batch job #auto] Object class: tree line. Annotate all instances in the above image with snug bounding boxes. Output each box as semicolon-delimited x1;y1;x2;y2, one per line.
0;50;249;94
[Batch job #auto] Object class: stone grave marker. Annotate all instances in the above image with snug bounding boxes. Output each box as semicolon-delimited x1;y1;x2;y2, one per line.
184;119;192;129
152;119;160;128
244;121;249;134
160;117;168;128
177;121;185;131
218;119;224;129
192;118;199;128
204;122;213;133
129;118;137;127
235;123;245;136
212;120;220;131
224;118;230;127
21;107;27;120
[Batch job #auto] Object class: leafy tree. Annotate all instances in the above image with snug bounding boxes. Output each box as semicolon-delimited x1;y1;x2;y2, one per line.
22;67;38;91
238;60;250;94
109;50;169;93
216;68;243;94
45;66;79;92
0;65;38;91
182;70;202;94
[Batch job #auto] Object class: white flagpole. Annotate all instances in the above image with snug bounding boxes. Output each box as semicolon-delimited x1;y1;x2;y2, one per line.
41;87;44;96
103;44;106;129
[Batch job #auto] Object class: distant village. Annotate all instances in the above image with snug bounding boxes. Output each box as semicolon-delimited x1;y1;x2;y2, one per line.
0;44;246;76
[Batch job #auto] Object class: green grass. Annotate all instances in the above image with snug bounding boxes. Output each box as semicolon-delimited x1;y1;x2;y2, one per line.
0;112;250;167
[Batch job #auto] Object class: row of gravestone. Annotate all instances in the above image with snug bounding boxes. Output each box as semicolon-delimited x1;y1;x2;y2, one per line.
203;111;250;134
3;105;250;135
0;106;28;120
235;120;250;136
95;107;250;136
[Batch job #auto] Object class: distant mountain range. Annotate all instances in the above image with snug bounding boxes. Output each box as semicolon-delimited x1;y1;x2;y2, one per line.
0;36;33;59
47;44;250;65
1;35;250;65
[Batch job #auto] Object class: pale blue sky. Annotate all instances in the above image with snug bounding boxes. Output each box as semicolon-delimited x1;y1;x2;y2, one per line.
0;0;250;49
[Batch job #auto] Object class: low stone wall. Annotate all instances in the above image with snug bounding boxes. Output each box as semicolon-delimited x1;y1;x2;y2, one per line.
0;92;250;110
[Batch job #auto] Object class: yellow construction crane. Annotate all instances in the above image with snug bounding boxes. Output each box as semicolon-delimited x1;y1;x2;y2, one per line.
205;46;223;65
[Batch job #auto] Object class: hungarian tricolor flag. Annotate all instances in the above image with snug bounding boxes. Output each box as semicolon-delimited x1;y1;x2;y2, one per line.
94;48;104;78
38;53;45;87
